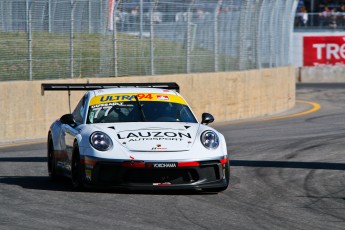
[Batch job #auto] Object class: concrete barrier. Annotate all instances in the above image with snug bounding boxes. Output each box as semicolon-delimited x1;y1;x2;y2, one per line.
298;66;345;82
0;66;295;144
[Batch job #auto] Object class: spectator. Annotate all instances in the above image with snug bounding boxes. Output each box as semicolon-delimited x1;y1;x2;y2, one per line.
129;5;139;31
338;4;345;28
296;6;308;27
319;6;331;27
194;8;205;22
175;12;187;22
131;5;139;17
329;7;338;28
217;6;228;15
152;11;162;24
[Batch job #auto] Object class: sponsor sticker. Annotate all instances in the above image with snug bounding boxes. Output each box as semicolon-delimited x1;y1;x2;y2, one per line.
157;95;169;100
304;36;345;66
117;131;192;142
146;162;177;168
151;144;168;150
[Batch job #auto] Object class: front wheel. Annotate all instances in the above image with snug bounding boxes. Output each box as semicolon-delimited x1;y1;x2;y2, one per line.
71;147;84;190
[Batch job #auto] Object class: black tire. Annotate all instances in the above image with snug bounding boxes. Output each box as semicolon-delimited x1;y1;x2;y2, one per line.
47;134;58;180
71;146;84;190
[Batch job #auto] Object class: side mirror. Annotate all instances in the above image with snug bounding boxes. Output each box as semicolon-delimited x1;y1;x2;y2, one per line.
60;114;75;125
201;113;214;125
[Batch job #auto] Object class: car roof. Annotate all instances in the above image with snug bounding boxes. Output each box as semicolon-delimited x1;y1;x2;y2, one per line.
89;87;180;97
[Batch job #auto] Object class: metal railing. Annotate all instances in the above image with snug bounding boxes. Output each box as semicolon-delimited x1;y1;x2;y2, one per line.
294;12;345;30
0;0;297;81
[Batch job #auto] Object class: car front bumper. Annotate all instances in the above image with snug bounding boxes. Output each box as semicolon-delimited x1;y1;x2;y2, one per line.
82;156;230;191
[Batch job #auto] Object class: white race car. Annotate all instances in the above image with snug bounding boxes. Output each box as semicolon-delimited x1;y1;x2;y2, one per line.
43;83;229;192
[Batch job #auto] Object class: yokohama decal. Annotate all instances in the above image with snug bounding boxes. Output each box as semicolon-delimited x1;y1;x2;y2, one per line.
304;36;345;66
150;163;177;168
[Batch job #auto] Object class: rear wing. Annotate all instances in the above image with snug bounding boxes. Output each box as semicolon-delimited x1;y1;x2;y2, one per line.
41;82;180;96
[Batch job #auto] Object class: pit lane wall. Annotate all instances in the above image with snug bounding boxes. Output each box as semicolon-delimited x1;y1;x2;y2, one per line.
0;66;295;144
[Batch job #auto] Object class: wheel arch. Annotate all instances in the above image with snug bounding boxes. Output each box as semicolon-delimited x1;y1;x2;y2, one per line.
49;122;64;151
47;130;55;150
73;134;83;156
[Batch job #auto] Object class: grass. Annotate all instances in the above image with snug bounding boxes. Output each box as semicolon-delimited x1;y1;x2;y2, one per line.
0;32;236;81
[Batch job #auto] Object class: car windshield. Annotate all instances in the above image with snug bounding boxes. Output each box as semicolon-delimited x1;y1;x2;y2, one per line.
87;96;197;124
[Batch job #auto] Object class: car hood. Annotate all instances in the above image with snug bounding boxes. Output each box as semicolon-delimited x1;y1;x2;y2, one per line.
93;122;200;152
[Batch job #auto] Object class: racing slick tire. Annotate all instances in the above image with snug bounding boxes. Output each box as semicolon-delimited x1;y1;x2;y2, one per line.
47;133;58;181
71;145;84;190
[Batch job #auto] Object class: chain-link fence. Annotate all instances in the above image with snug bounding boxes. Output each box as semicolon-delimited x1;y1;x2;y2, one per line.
0;0;297;81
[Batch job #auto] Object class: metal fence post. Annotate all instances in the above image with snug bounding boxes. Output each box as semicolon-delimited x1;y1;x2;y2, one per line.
150;1;158;75
268;1;276;68
140;0;143;39
238;0;248;70
113;0;120;77
48;0;52;33
257;0;265;69
186;0;195;74
150;7;154;75
214;0;222;72
281;0;289;67
289;0;298;65
0;1;3;31
88;0;92;33
272;0;280;67
281;0;288;66
27;0;32;80
70;0;74;78
100;0;103;34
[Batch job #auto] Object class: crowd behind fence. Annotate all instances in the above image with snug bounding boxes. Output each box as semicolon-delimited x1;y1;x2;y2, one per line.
0;0;297;81
294;12;345;29
294;3;345;30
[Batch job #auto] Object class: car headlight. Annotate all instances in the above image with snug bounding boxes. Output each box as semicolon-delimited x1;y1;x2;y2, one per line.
200;130;219;149
90;131;113;151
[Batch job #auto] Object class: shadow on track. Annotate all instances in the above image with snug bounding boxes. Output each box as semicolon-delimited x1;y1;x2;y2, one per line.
0;176;217;195
0;176;74;192
0;157;46;162
231;160;345;170
2;159;342;194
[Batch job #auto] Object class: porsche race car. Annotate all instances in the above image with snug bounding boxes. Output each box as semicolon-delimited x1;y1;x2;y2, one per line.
43;83;229;192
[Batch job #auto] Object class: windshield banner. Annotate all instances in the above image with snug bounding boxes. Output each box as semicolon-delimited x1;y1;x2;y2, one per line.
89;93;187;106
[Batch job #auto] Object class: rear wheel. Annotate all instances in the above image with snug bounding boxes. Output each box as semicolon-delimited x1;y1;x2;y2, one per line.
71;146;84;190
47;134;57;180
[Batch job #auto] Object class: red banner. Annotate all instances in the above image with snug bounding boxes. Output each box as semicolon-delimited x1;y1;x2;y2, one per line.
108;0;115;30
304;36;345;66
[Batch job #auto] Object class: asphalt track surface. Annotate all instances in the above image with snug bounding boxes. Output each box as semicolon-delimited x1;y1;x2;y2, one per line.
0;83;345;230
